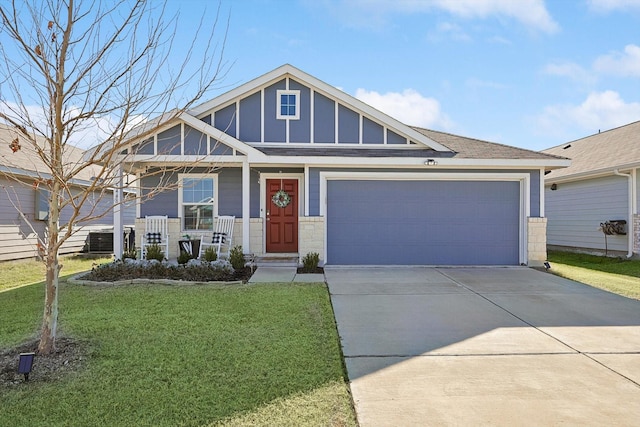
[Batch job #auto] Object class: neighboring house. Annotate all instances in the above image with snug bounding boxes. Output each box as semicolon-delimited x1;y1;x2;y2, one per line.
543;120;640;257
0;123;135;261
113;64;568;266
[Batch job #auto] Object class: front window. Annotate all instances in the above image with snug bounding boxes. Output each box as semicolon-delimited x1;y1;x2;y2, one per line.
180;175;216;230
276;90;300;120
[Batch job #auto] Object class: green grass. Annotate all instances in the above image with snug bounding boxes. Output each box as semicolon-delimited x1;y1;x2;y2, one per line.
0;254;112;292
547;250;640;300
0;281;356;426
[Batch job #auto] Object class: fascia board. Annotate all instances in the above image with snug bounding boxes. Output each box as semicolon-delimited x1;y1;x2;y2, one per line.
544;164;640;185
125;155;246;167
189;64;451;152
0;165;99;188
249;156;571;169
178;113;267;160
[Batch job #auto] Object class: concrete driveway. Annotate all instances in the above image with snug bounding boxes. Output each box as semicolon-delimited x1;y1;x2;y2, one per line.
325;267;640;426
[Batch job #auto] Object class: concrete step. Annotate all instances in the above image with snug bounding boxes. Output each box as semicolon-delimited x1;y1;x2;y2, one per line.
255;255;299;267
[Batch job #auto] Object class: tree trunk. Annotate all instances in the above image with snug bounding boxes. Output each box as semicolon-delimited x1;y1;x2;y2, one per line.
38;205;61;354
38;250;59;354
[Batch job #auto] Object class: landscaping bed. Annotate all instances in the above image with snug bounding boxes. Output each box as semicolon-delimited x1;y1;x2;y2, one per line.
78;258;254;283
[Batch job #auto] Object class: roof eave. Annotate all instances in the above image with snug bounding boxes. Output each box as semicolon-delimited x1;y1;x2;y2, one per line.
545;162;640;184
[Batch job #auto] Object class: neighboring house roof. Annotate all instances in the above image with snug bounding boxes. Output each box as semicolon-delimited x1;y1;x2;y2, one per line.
0;123;100;184
542;120;640;181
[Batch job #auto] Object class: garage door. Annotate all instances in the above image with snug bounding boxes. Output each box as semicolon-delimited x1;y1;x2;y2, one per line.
326;180;520;265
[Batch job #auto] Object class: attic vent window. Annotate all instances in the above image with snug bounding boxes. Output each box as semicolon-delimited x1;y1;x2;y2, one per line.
277;90;300;120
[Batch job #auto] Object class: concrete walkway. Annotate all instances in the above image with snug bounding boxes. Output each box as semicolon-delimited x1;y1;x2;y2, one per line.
248;267;324;283
325;267;640;426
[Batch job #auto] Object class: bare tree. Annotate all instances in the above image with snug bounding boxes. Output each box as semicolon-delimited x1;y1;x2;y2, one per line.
0;0;229;354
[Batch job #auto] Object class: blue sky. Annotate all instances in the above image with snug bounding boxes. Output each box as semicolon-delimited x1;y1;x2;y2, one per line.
174;0;640;151
2;1;638;152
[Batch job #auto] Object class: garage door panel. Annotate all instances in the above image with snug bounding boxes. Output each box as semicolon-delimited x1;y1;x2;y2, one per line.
327;180;520;265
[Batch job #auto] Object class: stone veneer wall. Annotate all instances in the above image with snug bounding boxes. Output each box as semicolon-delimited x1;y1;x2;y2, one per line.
528;217;547;267
298;216;325;264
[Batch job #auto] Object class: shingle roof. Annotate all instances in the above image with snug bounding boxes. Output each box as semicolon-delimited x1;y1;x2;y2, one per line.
254;128;568;162
255;146;455;158
542;120;640;180
0;123;98;182
413;127;567;161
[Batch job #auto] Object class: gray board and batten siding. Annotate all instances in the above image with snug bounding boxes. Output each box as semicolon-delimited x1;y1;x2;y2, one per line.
546;174;629;253
200;78;417;146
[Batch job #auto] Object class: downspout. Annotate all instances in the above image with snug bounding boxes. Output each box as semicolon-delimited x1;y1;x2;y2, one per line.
613;169;633;258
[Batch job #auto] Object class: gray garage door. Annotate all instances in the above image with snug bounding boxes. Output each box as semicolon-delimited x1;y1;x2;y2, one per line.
326;180;520;265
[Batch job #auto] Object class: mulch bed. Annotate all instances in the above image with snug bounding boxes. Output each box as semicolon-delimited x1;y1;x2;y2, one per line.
0;337;89;388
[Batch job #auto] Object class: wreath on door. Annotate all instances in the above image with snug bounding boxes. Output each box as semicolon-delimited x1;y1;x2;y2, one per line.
272;189;291;208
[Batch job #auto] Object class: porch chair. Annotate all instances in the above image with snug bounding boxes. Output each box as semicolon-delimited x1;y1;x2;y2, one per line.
199;215;235;260
141;215;169;259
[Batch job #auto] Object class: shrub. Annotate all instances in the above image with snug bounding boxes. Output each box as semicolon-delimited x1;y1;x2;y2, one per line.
229;245;245;271
301;252;320;273
177;250;193;265
122;247;137;260
81;258;238;282
144;244;164;261
202;246;217;262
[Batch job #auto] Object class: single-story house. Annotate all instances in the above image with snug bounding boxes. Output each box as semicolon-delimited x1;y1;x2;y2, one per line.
112;64;569;266
543;120;640;257
0;123;136;261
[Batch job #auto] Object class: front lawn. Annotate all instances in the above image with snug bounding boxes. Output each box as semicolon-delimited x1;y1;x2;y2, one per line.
0;281;356;426
547;250;640;300
0;254;112;293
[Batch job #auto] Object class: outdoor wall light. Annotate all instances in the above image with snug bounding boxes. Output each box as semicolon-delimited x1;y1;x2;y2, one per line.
18;352;35;382
424;159;437;166
550;183;558;191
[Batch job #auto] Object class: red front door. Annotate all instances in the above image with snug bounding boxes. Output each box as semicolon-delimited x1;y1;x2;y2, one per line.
266;179;298;253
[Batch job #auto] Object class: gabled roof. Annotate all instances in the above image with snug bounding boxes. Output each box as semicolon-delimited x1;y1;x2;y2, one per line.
190;64;452;152
542;120;640;180
113;65;569;169
0;123;99;184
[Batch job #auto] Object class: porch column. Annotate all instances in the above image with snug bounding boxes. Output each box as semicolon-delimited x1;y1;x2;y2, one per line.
113;164;124;258
242;160;251;252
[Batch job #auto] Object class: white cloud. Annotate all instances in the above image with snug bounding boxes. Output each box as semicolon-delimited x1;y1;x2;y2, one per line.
542;62;596;84
314;0;558;33
587;0;640;12
536;91;640;136
593;44;640;77
428;22;472;42
355;88;453;129
426;0;559;33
